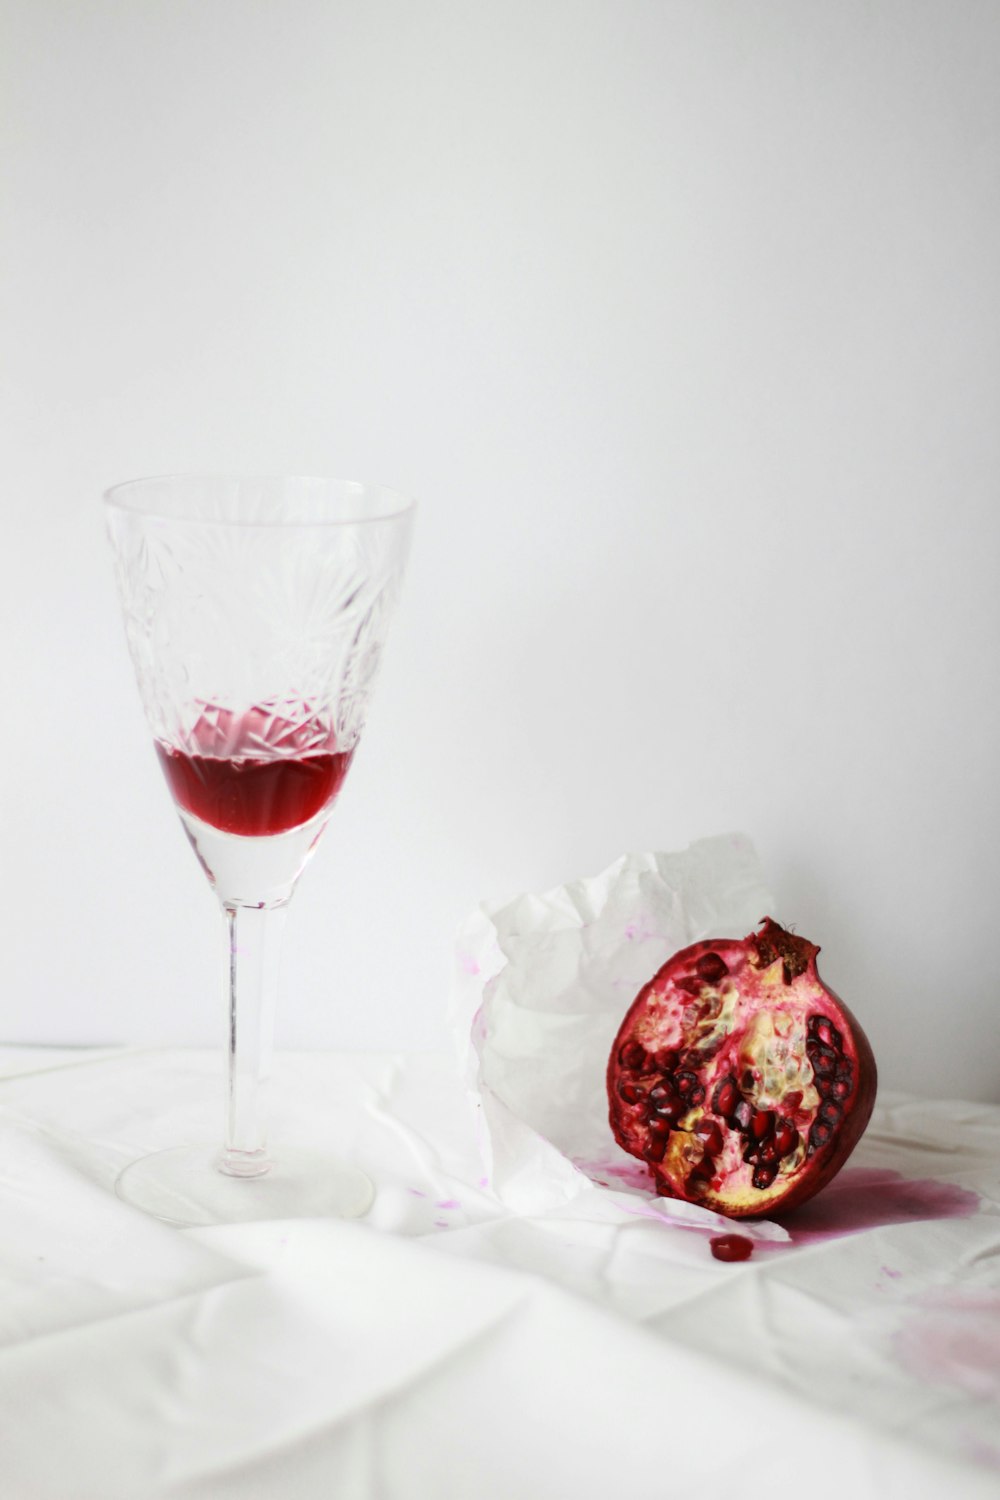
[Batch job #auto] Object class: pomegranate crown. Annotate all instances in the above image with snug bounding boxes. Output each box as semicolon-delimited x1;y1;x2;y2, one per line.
748;918;820;984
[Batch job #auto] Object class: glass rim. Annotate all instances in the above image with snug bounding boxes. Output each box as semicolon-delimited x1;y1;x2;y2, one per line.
102;473;418;527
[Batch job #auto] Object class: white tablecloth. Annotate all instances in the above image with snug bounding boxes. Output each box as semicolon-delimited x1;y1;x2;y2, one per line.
1;1046;998;1499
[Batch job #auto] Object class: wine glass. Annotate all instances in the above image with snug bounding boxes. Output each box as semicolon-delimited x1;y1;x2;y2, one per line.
103;475;415;1226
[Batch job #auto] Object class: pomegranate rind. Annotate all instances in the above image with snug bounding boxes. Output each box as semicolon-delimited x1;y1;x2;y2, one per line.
607;920;877;1220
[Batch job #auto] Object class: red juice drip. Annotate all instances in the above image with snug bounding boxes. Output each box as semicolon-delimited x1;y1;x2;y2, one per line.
155;706;354;837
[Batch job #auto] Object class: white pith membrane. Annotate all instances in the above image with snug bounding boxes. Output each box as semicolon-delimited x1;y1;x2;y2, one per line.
611;938;859;1214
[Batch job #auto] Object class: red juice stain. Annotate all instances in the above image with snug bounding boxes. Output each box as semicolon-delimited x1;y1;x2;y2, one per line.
783;1168;980;1246
156;704;354;837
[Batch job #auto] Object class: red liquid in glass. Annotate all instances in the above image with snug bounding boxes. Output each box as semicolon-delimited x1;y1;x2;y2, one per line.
155;707;354;837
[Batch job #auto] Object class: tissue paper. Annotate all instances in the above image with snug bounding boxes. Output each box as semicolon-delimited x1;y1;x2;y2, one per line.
453;834;785;1237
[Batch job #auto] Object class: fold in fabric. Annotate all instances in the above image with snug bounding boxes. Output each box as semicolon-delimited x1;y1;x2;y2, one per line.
0;1049;998;1498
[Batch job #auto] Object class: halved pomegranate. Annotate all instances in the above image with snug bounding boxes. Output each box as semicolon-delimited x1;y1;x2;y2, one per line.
607;919;877;1218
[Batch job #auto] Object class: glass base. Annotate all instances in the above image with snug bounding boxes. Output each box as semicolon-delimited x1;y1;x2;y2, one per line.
114;1143;375;1227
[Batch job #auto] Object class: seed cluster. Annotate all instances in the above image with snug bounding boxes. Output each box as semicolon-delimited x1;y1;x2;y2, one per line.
615;1040;700;1162
805;1015;853;1153
710;1074;800;1190
614;1005;851;1194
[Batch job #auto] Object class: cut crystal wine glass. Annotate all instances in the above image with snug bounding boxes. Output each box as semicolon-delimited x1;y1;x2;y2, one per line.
104;476;415;1225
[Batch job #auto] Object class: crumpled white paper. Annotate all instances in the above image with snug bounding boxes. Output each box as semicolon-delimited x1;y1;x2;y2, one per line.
453;834;789;1238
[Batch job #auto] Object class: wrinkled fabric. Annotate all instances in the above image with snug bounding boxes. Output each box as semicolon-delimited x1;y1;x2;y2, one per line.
0;1046;998;1499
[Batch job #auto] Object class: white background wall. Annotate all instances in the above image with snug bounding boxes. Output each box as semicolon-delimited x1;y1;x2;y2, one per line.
2;1;998;1102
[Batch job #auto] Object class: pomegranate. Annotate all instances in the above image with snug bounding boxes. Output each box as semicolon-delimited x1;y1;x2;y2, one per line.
607;919;877;1218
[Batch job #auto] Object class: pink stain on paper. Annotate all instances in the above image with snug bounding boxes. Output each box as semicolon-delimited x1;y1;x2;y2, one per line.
618;1199;681;1225
457;952;481;976
574;1156;654;1194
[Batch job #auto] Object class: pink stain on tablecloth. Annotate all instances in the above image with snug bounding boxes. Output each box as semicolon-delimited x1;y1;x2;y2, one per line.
895;1291;1000;1416
781;1168;980;1245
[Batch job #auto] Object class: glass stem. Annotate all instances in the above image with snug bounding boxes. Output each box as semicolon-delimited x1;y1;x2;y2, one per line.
219;900;288;1178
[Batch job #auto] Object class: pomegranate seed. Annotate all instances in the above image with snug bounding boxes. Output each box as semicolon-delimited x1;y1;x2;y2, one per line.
642;1134;669;1162
653;1095;685;1123
809;1015;843;1051
674;1071;699;1097
773;1118;798;1155
647;1116;670;1141
710;1233;754;1263
696;952;729;984
675;976;704;995
652;1049;680;1074
832;1077;851;1100
808;1043;837;1078
817;1099;842;1129
648;1082;675;1106
783;1090;803;1112
809;1119;833;1149
618;1040;647;1070
686;1157;714;1185
694;1120;723;1155
712;1076;739;1118
751;1109;774;1140
617;1078;643;1104
752;1162;778;1190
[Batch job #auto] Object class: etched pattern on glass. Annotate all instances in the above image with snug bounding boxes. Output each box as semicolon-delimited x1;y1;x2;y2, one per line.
107;510;407;756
